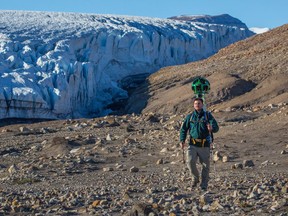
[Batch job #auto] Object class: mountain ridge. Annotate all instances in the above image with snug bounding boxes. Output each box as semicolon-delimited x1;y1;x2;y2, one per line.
126;24;288;114
169;14;248;28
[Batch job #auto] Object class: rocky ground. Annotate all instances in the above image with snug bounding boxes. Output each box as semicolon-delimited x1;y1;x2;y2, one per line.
0;103;287;215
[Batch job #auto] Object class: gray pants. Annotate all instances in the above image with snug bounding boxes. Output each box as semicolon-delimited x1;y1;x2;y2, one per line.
187;145;210;188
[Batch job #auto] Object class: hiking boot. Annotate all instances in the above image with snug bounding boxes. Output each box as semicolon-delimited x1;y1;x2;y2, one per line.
201;186;207;191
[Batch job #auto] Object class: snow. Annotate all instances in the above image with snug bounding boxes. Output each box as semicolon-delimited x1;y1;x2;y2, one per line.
249;27;270;34
0;10;254;119
168;14;249;28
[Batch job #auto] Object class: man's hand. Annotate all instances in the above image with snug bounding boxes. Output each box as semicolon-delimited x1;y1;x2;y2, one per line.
207;124;212;133
180;142;185;149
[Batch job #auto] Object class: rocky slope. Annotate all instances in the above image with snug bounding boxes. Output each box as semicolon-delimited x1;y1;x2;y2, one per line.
125;24;288;115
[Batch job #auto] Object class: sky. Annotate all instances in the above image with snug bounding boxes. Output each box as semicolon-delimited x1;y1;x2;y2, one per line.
0;0;287;29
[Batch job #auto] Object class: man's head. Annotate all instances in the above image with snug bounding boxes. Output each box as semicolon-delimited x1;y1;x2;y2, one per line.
193;98;204;111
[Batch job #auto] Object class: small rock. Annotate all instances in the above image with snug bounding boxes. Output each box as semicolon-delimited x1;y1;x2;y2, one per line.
103;167;114;172
192;205;200;215
106;134;112;141
1;128;12;133
213;109;221;113
222;155;229;163
145;114;159;122
130;166;139;173
243;160;254;167
199;194;213;206
70;148;82;154
268;103;277;109
213;151;221;162
128;202;155;215
160;148;169;153
90;200;101;208
95;139;103;146
125;124;135;132
211;200;224;211
281;185;288;193
49;198;60;205
29;145;41;152
8;164;19;174
270;200;286;211
247;191;258;199
116;164;124;169
156;159;164;164
225;107;232;112
19;126;30;132
232;163;243;169
261;160;269;166
100;200;108;205
92;123;102;128
124;138;136;144
252;106;261;112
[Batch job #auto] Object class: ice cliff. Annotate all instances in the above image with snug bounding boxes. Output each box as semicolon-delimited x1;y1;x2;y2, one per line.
0;11;254;119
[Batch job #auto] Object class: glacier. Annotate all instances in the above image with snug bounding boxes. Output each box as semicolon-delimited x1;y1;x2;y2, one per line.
0;11;254;119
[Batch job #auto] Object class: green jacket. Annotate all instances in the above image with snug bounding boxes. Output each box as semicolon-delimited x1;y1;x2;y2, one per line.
180;109;219;147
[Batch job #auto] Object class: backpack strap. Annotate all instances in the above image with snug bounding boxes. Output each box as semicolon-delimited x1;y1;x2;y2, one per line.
189;112;194;122
189;111;206;123
190;111;209;123
204;111;214;143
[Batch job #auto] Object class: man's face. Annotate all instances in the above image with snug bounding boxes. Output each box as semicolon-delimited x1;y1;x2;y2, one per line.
194;99;203;111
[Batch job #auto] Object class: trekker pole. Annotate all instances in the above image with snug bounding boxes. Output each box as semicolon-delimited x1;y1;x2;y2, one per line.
182;148;185;164
212;144;217;176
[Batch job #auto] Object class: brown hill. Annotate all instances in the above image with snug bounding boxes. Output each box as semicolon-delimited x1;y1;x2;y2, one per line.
126;24;288;114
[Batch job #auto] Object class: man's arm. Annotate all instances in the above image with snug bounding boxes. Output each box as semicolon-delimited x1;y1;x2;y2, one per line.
179;114;190;148
208;112;219;133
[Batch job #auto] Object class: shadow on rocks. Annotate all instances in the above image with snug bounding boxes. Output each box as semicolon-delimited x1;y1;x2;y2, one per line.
125;202;158;216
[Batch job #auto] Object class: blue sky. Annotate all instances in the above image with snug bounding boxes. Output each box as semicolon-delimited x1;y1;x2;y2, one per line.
1;0;287;29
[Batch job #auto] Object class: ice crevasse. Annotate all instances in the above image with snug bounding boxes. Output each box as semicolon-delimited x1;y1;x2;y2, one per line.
0;11;254;119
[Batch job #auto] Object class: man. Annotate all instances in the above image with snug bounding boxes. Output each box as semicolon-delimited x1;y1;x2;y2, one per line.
180;98;219;191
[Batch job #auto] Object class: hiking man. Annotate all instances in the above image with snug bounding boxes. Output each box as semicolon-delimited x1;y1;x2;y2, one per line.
180;97;219;191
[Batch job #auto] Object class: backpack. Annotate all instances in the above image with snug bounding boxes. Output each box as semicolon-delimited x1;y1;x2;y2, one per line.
189;110;214;143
